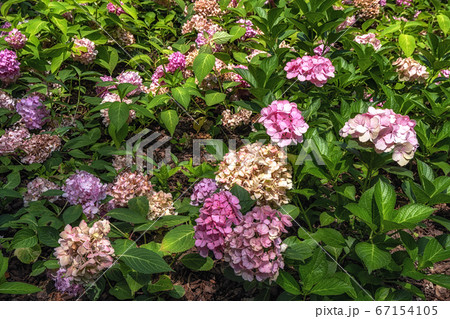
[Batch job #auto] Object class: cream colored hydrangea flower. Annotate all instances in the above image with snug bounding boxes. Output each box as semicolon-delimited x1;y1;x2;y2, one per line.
148;190;177;220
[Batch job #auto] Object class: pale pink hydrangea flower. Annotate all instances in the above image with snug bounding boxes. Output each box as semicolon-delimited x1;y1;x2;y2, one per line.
62;171;107;219
71;37;97;65
436;69;450;85
354;33;381;51
0;126;30;156
19;133;61;164
259;100;309;147
284;55;335;87
190;178;218;206
23;177;60;206
393;57;429;83
194;191;243;260
117;71;143;96
107;170;153;209
54;220;114;286
339;107;419;166
4;28;27;50
0;90;15;110
225;206;292;282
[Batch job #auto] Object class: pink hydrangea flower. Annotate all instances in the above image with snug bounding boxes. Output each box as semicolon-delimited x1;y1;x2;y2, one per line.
0;126;30;156
96;75;114;98
117;71;143;96
0;22;11;36
23;177;60;206
4;28;27;50
236;19;259;40
190;178;218;206
354;33;381;51
224;206;292;282
284;55;335;87
339;107;419;166
62;171;107;219
313;44;331;56
0;49;20;84
259;100;309;147
336;15;356;31
107;2;125;15
380;0;386;5
15;95;49;130
71;37;97;65
194;191;242;259
396;0;412;6
166;52;186;73
436;69;450;85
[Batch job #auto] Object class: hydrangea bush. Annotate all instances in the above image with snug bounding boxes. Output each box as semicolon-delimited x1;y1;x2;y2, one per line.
0;0;448;302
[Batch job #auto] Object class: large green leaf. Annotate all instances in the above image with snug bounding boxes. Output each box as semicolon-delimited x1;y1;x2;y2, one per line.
309;273;353;296
181;253;214;271
437;14;450;35
11;229;38;249
276;270;301;295
108;208;148;224
171;87;190;108
399;34;416;57
121;248;173;274
205;91;226;106
37;226;60;247
355;242;392;273
108;102;130;130
193;53;215;84
299;249;327;291
230;184;255;214
374;179;396;219
160;109;179;136
63;205;82;224
387;204;434;228
161;225;195;253
0;282;41;294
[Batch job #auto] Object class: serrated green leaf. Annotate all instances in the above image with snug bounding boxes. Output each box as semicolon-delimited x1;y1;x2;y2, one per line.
121;248;173;274
161;225;195;253
355;242;392;273
193;53;215;84
160;109;179;136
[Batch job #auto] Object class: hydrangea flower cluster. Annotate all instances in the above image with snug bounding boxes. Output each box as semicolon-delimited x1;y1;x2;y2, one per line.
107;1;125;15
62;171;107;219
100;93;134;126
4;28;27;50
51;268;84;297
0;49;20;84
167;52;186;73
107;170;153;209
71;37;97;65
0;22;11;36
313;44;330;56
195;29;221;51
190;178;218;206
19;133;61;164
225;64;250;87
117;71;143;96
54;220;114;286
236;19;260;40
284;55;335;87
0;126;30;156
148;191;177;220
259;100;309;147
96;75;114;98
354;0;380;20
339;107;419;166
15;95;49;130
393;57;429;83
336;15;356;31
216;142;293;206
354;33;381;51
0;90;15;111
221;108;253;129
194;191;243;259
224;206;292;282
396;0;413;6
23;177;60;206
193;0;224;18
437;69;449;85
114;27;135;46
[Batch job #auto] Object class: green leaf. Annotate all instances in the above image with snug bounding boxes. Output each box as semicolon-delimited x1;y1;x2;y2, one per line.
193;53;215;84
0;282;41;294
108;208;148;224
355;242;392;273
205;91;226;106
299;249;327;291
374;179;396;219
309;273;353;296
399;34;416;57
437;14;450;35
168;285;185;299
112;239;137;256
128;196;149;217
230;184;255;213
181;253;214;271
276;270;301;295
108;102;130;130
121;248;173;274
283;237;313;261
37;226;60;247
0;253;8;278
63;205;82;224
14;245;41;264
160;109;179;137
109;281;133;300
212;31;231;44
280;204;300;220
148;275;173;293
11;229;38;249
171;87;190;108
229;26;246;41
134;215;190;232
315;228;345;248
161;225;195;253
419;238;449;269
388;204;434;228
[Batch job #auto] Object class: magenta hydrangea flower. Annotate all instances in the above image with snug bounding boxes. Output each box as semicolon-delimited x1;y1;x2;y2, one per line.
396;0;412;6
339;107;419;166
71;37;97;65
284;55;335;87
15;96;49;130
194;191;242;259
166;52;186;73
96;75;114;98
190;178;218;206
0;22;11;36
117;71;143;96
0;49;20;84
151;65;165;85
107;1;125;15
259;100;309;147
379;0;386;5
62;171;107;219
4;28;27;50
224;206;292;282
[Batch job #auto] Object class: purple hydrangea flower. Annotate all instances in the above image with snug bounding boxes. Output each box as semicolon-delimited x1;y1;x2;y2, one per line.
5;28;27;50
0;22;11;36
51;268;84;297
190;178;218;206
15;96;49;130
62;171;107;219
0;49;20;84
